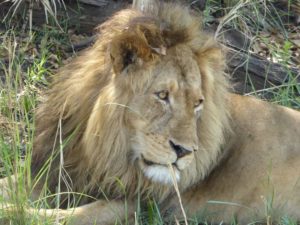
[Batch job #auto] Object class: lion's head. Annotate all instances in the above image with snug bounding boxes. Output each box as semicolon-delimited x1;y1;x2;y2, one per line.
114;45;203;184
32;3;230;202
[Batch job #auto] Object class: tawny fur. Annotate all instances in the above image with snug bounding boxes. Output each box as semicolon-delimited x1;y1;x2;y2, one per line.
1;3;300;225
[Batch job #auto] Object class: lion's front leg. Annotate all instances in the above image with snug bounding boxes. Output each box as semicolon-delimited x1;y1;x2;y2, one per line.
1;175;135;225
57;199;135;225
2;196;135;225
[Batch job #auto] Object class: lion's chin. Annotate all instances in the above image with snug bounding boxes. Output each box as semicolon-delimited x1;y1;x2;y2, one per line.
142;165;180;185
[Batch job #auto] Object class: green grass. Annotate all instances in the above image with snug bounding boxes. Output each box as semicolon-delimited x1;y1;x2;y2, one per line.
0;0;300;224
0;23;67;224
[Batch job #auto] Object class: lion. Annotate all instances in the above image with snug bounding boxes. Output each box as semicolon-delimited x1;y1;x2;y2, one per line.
1;3;300;225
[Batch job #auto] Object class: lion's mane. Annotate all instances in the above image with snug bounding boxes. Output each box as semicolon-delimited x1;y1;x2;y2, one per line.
32;3;230;205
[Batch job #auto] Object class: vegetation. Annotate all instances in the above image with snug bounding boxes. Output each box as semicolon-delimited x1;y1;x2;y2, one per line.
0;0;299;224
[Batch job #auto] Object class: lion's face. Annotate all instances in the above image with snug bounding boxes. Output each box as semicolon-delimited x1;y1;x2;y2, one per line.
123;46;204;184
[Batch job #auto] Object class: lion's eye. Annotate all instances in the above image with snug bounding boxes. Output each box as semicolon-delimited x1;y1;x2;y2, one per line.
156;90;169;101
194;98;204;108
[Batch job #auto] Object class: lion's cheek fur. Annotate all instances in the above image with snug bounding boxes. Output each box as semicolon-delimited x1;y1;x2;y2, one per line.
131;132;177;163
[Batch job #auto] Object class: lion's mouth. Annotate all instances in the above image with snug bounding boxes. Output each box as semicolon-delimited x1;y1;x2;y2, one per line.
141;155;179;169
142;155;156;166
141;155;180;184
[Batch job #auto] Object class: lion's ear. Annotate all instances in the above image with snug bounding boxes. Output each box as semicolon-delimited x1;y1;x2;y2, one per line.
109;35;150;74
110;24;166;75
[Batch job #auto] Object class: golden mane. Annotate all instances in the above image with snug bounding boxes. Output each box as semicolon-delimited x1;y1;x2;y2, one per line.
32;3;230;204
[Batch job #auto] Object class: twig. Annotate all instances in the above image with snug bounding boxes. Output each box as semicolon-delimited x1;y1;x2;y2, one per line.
168;164;188;225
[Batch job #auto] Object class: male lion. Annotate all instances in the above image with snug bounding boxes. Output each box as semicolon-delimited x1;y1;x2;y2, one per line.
1;3;300;225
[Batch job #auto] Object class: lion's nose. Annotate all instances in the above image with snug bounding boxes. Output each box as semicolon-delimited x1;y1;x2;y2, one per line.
169;140;192;158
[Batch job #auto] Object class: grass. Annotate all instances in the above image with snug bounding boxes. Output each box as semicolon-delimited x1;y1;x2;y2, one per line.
0;0;300;224
0;29;50;225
